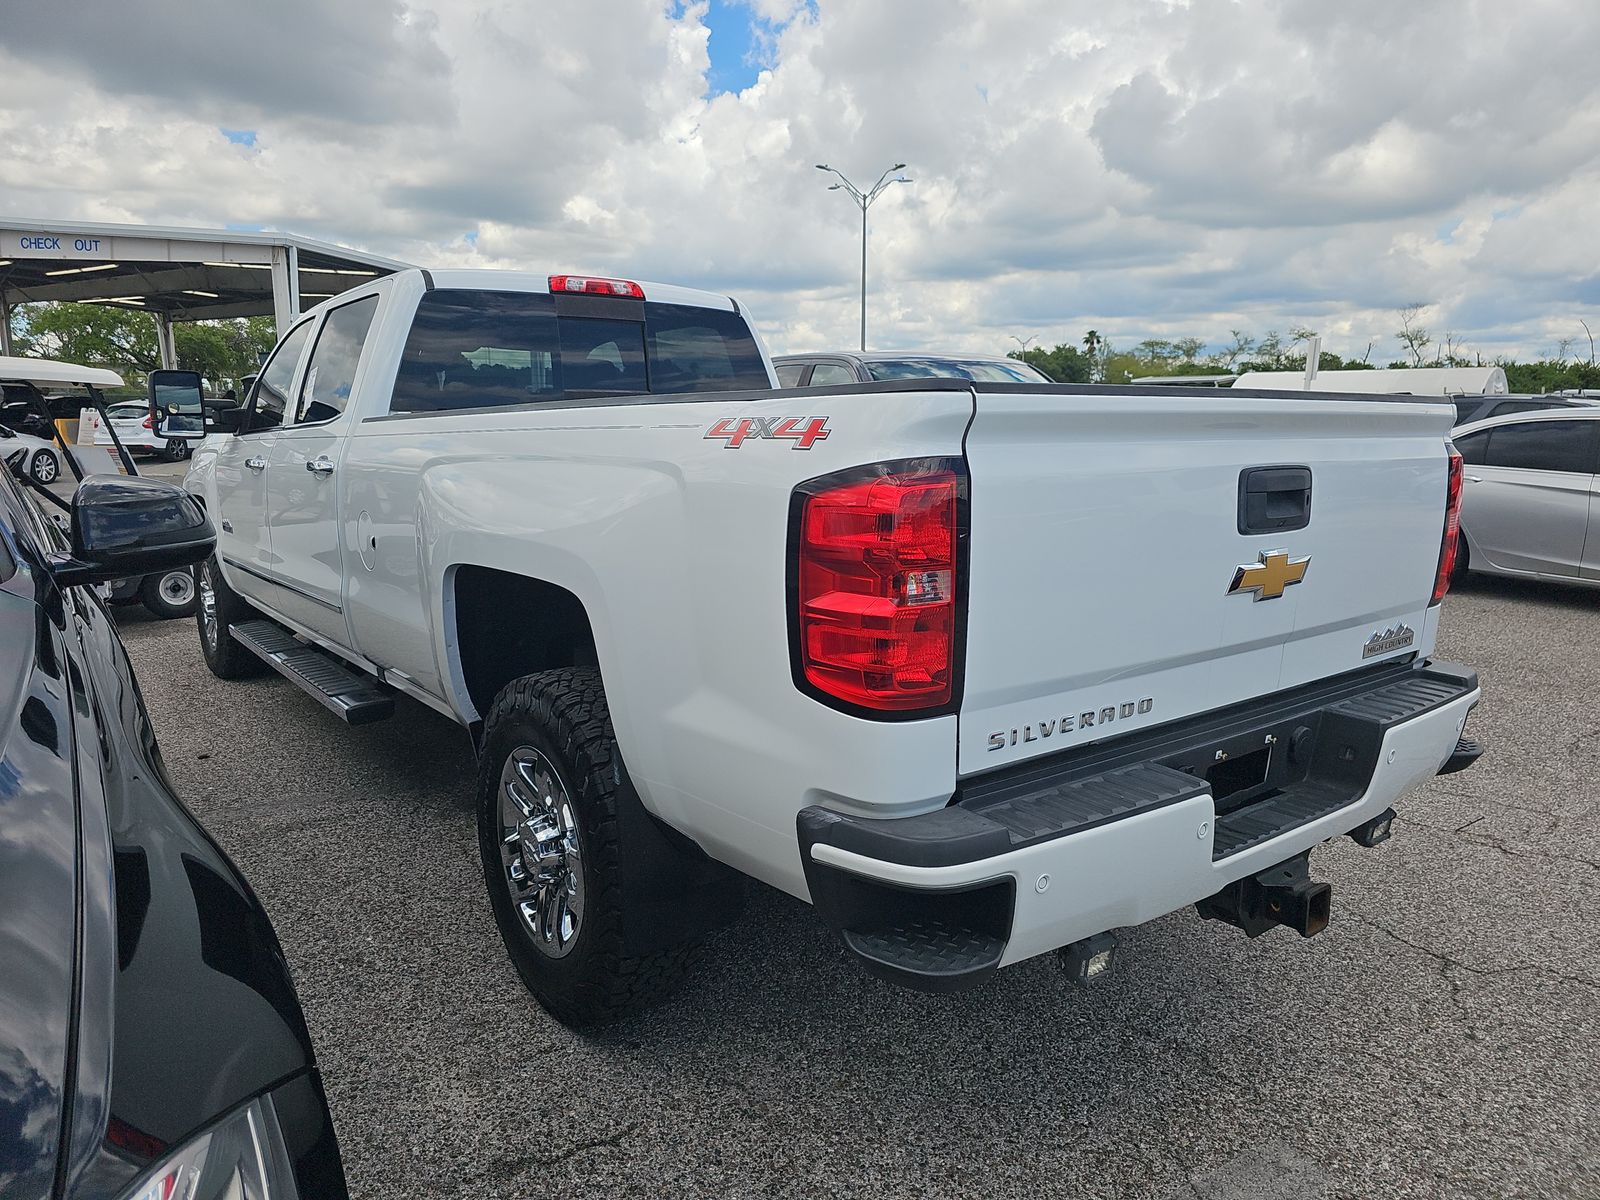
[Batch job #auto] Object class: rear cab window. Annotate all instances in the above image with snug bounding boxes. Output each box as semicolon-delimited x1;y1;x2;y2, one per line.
390;289;770;414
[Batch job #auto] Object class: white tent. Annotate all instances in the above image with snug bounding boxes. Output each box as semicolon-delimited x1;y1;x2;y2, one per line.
1233;366;1508;395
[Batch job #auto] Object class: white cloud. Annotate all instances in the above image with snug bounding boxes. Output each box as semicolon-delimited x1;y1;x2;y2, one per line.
0;0;1596;361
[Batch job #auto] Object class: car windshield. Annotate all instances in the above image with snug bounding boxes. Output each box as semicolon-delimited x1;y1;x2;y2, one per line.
865;358;1051;384
108;404;146;420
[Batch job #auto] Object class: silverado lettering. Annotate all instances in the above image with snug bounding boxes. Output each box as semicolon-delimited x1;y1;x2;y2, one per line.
988;697;1155;751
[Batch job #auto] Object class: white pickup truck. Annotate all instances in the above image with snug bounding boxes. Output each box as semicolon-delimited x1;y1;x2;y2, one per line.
181;268;1483;1026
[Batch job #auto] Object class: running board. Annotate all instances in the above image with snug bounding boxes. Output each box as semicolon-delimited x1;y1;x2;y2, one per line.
230;619;394;725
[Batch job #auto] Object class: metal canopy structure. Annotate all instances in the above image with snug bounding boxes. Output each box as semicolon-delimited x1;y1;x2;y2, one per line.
0;218;411;365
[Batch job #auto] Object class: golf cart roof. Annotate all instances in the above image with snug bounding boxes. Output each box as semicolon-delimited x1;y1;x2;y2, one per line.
0;356;124;389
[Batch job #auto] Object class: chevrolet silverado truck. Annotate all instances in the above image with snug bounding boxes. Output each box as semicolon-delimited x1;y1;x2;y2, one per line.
179;268;1483;1026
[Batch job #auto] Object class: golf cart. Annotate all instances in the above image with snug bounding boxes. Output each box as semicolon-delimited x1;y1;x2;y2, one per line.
1;357;205;619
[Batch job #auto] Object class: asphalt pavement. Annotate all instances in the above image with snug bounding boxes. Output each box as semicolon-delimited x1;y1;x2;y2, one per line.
114;571;1600;1200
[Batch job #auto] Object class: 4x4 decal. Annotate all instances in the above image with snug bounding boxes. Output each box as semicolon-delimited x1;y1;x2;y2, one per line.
705;416;831;449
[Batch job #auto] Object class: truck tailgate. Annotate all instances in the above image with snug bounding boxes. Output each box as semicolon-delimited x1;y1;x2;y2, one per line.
958;388;1455;775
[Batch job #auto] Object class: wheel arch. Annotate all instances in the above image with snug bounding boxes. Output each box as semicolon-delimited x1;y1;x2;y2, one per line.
448;564;600;726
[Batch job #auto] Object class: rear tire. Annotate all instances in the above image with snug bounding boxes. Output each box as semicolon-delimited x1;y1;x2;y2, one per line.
1452;537;1471;584
141;568;198;619
477;667;698;1028
196;556;267;678
165;439;192;462
29;449;59;485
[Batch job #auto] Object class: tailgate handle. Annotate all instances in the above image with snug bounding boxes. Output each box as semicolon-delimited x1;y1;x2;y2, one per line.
1238;466;1312;535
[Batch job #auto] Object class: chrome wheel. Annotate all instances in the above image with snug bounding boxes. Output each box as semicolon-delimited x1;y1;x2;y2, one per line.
157;568;196;608
198;561;219;649
498;746;584;958
31;451;58;484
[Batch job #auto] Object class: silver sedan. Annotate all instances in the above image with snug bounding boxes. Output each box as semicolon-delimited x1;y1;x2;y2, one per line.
1451;408;1600;586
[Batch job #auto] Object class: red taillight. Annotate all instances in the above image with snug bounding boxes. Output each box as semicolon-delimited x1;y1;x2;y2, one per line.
548;274;645;299
1431;445;1464;605
793;463;963;713
141;415;153;429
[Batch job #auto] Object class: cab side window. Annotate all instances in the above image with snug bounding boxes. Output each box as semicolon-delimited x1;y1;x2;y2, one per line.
775;362;807;388
1483;420;1599;474
293;296;380;425
245;320;316;433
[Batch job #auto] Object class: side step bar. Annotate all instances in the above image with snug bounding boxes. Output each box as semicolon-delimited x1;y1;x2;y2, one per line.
230;619;395;725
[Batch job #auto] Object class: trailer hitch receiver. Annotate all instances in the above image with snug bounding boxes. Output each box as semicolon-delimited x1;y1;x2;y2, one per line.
1196;853;1331;939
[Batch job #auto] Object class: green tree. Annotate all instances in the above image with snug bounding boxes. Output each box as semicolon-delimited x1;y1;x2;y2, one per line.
17;303;276;391
1009;343;1092;384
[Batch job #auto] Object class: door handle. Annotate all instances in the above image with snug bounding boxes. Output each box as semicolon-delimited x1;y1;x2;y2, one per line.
306;456;335;476
1466;475;1483;483
245;457;267;472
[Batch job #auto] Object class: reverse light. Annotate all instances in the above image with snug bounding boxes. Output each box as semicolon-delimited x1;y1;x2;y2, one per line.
1430;445;1464;605
548;273;645;299
791;460;965;714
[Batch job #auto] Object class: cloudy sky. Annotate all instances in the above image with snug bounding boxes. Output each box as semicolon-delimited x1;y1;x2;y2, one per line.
2;0;1597;362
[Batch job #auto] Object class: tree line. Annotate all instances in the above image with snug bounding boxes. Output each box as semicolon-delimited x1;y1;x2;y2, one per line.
1009;306;1600;394
6;302;277;395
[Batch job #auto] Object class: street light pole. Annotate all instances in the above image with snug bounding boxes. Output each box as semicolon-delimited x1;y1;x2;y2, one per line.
816;162;911;351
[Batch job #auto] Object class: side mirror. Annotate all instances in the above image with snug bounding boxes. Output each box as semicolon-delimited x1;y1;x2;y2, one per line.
148;369;206;441
51;476;216;587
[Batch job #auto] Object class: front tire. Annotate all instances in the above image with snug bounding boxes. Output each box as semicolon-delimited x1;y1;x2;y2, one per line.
477;668;698;1028
141;568;198;619
29;449;59;485
196;556;267;678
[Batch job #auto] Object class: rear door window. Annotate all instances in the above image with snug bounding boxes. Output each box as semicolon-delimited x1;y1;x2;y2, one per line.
775;362;807;388
808;362;856;386
1454;430;1489;465
1483;420;1600;473
389;290;768;414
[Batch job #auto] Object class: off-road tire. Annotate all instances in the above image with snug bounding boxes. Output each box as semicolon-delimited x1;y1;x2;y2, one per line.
196;555;267;679
141;568;198;619
478;667;699;1028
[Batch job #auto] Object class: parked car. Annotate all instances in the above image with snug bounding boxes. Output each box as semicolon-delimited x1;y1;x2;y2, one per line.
1450;392;1600;429
0;466;349;1200
0;422;66;484
0;388;59;440
179;268;1479;1028
91;400;192;461
1451;407;1600;585
773;351;1053;387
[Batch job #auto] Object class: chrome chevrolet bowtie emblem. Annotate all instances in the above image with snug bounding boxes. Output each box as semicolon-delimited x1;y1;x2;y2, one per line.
1227;550;1310;601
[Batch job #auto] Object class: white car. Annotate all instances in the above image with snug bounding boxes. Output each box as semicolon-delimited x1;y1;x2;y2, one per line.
93;401;190;461
182;268;1483;1027
0;422;68;484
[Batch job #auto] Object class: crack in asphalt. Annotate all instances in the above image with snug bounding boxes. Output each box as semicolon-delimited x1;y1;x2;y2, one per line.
479;1120;642;1182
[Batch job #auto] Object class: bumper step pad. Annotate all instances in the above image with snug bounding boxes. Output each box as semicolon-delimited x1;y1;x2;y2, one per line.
841;920;1006;991
230;619;394;725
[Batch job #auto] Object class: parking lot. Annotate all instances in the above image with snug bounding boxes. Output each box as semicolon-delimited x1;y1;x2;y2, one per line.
112;570;1598;1200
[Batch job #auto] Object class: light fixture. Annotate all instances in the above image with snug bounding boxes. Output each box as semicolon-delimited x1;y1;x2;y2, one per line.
1058;932;1118;985
300;267;378;276
202;260;272;270
45;262;119;276
0;259;11;267
183;290;220;298
100;296;145;305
